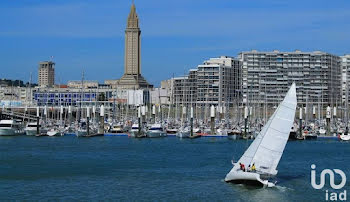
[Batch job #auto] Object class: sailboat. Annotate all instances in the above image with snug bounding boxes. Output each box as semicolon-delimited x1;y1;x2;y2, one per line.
225;83;297;187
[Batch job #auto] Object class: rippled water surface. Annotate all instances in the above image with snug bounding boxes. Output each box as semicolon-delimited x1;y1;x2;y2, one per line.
0;135;349;201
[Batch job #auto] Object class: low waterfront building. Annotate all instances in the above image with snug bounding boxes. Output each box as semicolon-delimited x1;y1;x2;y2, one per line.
33;88;99;106
0;86;33;106
67;81;99;89
32;87;150;107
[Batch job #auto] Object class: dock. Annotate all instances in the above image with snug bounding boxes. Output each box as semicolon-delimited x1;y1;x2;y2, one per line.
83;133;104;137
35;133;48;137
189;134;201;139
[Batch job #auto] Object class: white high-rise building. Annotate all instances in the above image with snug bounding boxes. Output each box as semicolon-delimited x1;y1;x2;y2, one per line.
165;56;241;106
341;55;350;103
239;50;342;107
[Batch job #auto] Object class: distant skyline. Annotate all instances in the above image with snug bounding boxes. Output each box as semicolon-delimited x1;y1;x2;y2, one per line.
1;0;350;86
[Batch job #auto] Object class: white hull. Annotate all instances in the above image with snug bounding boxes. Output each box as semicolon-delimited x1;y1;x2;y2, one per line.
75;130;88;137
47;130;62;137
176;131;190;138
217;129;228;136
146;131;167;138
0;128;24;136
340;134;350;141
225;83;297;188
225;169;275;188
25;129;38;136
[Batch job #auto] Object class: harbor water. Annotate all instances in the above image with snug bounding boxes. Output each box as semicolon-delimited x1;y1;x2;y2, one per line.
0;136;349;201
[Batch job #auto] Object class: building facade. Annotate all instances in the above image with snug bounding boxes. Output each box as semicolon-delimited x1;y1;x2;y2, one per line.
67;81;99;89
164;56;241;107
38;61;55;87
341;55;350;103
0;86;32;106
32;87;150;107
239;50;342;107
197;56;241;107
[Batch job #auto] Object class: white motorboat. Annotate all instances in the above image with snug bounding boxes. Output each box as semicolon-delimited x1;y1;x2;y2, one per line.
47;127;64;137
146;123;167;138
225;83;297;187
0;120;24;136
340;133;350;141
129;123;145;138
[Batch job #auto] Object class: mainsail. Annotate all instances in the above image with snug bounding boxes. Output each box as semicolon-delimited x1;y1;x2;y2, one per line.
234;83;297;176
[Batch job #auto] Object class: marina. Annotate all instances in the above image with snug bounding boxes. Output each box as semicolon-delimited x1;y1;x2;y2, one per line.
1;0;350;201
0;102;349;141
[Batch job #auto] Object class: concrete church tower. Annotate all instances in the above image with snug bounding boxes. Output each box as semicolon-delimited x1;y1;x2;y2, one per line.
117;2;152;89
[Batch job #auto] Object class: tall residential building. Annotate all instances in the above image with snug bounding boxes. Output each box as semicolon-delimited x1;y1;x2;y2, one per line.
167;56;241;106
341;55;350;103
239;50;342;107
115;3;152;89
38;61;55;87
197;56;241;106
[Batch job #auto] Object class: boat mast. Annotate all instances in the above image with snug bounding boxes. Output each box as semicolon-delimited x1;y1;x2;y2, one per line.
346;70;349;134
79;70;84;123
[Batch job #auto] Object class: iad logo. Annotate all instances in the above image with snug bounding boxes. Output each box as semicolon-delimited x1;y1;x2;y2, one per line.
311;164;347;201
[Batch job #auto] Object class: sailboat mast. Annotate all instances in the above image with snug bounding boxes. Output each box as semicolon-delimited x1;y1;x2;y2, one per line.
79;70;84;122
345;70;349;134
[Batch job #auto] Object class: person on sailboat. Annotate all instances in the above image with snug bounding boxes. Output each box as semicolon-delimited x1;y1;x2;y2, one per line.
239;163;246;172
251;163;256;172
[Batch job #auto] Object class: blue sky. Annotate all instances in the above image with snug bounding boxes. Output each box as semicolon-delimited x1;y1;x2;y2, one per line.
1;0;349;86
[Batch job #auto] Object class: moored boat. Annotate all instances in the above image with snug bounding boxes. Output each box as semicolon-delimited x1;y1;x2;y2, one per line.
109;123;124;133
176;127;190;138
339;133;350;141
146;123;167;138
0;120;24;136
129;123;146;138
25;122;47;136
228;126;241;140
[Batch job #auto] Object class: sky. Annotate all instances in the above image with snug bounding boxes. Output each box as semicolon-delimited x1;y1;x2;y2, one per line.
0;0;350;86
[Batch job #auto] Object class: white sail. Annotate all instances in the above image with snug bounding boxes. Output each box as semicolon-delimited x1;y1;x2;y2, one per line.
232;83;297;176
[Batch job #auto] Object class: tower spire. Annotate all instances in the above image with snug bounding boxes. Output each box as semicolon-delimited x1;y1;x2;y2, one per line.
118;1;152;89
127;1;139;28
